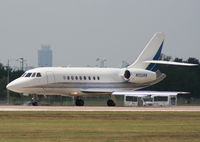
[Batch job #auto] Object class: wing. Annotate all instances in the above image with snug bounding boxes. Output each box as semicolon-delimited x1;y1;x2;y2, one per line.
112;91;189;96
81;89;189;97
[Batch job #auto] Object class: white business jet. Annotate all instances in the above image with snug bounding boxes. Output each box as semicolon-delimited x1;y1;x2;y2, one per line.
6;32;197;106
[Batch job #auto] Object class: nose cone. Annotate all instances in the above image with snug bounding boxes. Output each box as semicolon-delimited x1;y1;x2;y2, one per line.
6;83;12;90
6;80;22;93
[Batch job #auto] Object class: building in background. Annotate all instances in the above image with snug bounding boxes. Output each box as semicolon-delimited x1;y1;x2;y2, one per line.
38;45;52;67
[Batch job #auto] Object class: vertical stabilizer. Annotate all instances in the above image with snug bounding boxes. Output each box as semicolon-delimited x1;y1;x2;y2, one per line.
128;32;164;72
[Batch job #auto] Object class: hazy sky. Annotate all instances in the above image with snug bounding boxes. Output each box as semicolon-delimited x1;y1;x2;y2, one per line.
0;0;199;68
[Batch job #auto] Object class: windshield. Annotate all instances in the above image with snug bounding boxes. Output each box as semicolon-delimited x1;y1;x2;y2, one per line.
36;73;42;77
31;73;36;77
21;73;26;77
25;73;32;77
21;72;42;78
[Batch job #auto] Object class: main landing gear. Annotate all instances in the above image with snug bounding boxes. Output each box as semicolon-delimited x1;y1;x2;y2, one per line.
75;98;115;106
107;95;116;106
31;95;39;106
75;98;84;106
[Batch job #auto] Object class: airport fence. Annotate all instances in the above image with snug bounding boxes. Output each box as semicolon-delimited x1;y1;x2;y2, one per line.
0;95;200;106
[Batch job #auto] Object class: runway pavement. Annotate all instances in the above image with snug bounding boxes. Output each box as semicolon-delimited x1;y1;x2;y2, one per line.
0;106;200;111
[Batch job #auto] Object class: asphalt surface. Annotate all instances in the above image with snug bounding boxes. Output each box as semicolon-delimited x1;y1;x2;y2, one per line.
0;106;200;111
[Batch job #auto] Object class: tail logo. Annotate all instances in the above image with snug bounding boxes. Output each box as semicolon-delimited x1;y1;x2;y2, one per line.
146;41;164;72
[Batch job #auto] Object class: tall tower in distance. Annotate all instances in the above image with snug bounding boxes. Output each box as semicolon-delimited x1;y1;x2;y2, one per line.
38;45;52;67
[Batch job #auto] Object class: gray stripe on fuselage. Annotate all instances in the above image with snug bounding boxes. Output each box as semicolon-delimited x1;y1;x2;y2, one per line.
25;81;151;90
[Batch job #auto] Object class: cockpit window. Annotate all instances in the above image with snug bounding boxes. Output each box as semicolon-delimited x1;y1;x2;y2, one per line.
36;73;42;77
25;73;32;77
21;73;26;77
31;73;36;77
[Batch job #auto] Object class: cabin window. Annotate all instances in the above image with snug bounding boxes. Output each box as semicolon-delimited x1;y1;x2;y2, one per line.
93;76;96;80
31;73;36;77
79;76;82;80
25;73;32;77
36;73;42;77
84;76;86;80
97;76;100;80
67;76;70;80
88;76;91;80
75;76;78;80
71;76;74;80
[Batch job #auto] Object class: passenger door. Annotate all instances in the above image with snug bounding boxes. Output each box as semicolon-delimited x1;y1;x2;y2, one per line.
46;71;55;84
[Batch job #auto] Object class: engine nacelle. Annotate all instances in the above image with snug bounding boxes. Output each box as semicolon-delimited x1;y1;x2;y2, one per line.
124;68;157;84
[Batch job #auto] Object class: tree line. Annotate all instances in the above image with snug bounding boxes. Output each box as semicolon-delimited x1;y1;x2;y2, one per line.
0;63;24;100
145;55;200;99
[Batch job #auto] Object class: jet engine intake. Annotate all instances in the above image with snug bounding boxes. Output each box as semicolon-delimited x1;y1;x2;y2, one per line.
123;69;157;84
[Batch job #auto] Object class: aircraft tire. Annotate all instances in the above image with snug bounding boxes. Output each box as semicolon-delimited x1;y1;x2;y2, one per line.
32;101;38;106
107;99;116;106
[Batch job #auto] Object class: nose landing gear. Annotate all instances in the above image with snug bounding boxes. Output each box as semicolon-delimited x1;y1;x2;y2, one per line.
75;97;84;106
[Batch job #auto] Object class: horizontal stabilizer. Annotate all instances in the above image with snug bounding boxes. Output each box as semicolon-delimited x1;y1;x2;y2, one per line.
112;91;190;96
144;60;198;66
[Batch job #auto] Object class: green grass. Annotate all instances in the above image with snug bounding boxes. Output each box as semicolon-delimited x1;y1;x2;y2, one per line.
0;111;200;142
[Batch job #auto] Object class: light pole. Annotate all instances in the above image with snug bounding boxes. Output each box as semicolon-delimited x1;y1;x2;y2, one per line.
6;60;10;105
96;58;107;67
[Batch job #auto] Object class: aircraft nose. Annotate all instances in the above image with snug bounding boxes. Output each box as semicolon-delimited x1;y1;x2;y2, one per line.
6;80;21;93
6;83;11;90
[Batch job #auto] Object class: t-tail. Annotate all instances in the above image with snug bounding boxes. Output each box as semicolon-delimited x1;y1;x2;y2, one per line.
123;32;197;85
128;32;164;72
128;32;197;70
123;32;165;85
